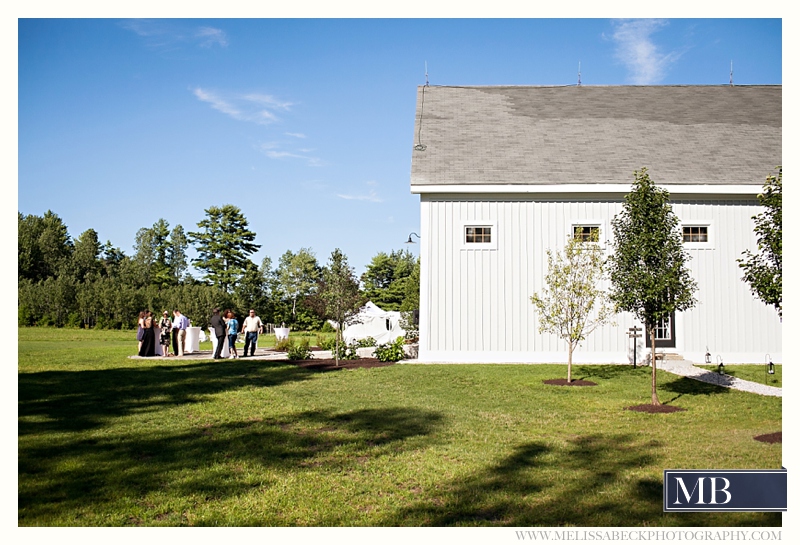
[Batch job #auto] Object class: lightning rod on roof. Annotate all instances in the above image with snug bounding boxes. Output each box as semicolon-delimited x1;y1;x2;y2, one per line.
730;60;734;86
425;61;429;87
577;61;581;86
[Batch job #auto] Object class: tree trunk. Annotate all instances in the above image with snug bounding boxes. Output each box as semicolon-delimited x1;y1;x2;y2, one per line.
567;343;573;382
334;329;340;367
650;327;661;405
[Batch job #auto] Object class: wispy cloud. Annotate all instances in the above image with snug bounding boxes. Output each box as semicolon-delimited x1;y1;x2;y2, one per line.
193;88;289;125
121;20;229;50
243;93;293;110
257;142;325;167
286;132;307;139
337;182;383;203
610;19;682;84
196;26;228;48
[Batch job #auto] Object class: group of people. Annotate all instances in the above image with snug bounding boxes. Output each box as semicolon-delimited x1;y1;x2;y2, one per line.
136;309;190;358
136;308;263;359
210;308;263;359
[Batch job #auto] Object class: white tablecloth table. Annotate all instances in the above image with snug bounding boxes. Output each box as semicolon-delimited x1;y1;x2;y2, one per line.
274;327;290;341
185;327;201;353
208;330;230;358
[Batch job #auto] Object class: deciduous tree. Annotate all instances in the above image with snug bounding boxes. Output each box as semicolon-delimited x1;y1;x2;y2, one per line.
607;168;697;405
531;231;614;382
738;167;782;317
276;248;321;323
316;249;365;366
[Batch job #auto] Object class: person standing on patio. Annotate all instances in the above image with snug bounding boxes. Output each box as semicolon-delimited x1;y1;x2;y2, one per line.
172;309;188;356
241;309;263;357
138;310;156;357
210;308;226;360
226;310;240;359
158;311;172;357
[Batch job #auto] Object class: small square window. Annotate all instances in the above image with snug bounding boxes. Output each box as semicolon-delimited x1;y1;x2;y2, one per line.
573;225;600;242
682;226;708;243
465;226;492;244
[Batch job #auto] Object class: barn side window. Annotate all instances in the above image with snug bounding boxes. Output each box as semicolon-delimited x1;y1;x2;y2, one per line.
572;225;600;243
680;222;713;249
465;226;492;244
460;221;497;250
682;225;708;243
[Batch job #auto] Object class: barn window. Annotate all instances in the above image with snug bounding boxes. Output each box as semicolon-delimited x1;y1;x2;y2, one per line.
460;221;497;250
682;226;708;243
573;225;600;242
680;221;713;249
465;226;492;244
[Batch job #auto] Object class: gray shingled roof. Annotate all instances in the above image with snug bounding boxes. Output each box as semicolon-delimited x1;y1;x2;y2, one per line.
410;85;781;186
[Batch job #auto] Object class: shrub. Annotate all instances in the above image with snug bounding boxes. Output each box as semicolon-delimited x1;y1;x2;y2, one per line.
320;321;335;333
374;336;406;362
357;336;376;348
316;335;336;351
333;341;360;360
287;338;313;361
274;338;292;352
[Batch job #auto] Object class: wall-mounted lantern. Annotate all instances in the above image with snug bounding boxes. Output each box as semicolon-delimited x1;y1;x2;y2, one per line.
406;232;421;244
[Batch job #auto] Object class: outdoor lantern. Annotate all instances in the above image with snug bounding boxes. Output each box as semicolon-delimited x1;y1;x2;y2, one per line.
705;349;711;365
767;354;775;375
406;232;420;244
717;355;725;375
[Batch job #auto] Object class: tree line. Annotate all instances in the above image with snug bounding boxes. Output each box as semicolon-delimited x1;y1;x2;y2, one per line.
18;204;420;331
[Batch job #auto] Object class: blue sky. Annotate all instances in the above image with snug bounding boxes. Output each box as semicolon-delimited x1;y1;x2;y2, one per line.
17;18;782;277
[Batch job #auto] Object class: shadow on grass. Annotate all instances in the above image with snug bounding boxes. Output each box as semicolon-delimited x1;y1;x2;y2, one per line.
382;434;779;527
573;365;638;381
18;360;316;434
661;376;730;404
19;406;444;524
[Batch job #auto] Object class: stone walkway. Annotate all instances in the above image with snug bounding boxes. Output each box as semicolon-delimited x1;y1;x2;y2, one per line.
658;360;782;397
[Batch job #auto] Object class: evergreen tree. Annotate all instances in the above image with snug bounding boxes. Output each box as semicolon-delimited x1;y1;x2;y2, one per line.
607;168;697;405
188;205;261;292
361;249;416;310
738;167;782;317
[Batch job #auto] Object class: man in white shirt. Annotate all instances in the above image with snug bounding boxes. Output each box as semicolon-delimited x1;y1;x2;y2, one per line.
241;309;263;357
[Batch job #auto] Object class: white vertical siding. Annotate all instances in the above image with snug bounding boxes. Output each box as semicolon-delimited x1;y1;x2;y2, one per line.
419;194;781;363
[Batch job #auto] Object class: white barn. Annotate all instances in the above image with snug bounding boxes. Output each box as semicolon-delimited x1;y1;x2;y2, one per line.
409;85;781;364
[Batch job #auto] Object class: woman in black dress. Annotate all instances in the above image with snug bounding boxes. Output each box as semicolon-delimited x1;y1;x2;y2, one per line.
138;310;156;357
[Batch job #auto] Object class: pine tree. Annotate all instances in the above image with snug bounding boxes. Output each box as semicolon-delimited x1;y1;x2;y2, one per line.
188;205;261;293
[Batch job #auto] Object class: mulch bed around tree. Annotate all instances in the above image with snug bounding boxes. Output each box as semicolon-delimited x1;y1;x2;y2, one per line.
626;404;686;413
543;379;598;386
753;431;782;444
287;358;395;372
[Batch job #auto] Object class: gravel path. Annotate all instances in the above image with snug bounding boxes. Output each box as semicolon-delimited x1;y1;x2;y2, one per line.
659;361;782;397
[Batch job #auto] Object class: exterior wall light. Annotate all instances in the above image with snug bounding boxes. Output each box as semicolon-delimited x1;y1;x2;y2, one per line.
406;232;421;244
717;355;725;375
705;348;711;365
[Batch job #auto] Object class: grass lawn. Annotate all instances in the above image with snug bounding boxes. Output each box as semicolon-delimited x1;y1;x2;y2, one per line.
18;327;782;527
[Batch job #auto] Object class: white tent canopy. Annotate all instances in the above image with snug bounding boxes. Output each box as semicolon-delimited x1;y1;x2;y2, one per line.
343;302;406;345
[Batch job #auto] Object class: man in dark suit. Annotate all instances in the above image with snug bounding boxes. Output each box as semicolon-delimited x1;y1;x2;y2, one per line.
210;308;227;360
